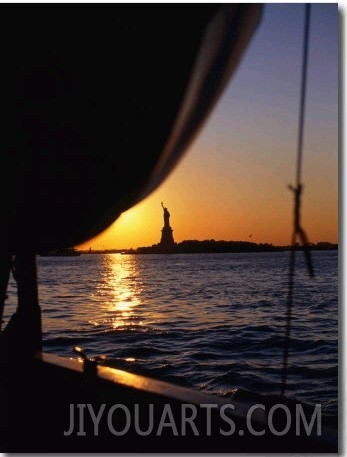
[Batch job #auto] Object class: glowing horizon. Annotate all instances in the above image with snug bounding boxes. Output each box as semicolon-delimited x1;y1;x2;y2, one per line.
78;4;338;252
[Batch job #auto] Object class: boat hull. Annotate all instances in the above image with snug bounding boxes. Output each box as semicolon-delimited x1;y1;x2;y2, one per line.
0;352;338;453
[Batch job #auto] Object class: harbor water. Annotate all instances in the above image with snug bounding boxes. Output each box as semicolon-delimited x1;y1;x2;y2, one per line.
3;250;338;421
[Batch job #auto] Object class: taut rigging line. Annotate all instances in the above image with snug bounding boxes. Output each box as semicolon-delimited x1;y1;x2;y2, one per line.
281;3;315;398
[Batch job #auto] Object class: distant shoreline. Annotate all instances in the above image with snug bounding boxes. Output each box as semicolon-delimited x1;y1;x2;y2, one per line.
79;240;337;255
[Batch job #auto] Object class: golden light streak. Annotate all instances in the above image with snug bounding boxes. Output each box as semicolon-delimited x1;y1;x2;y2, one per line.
101;254;143;331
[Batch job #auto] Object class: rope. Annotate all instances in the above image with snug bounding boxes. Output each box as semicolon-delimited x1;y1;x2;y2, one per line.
281;4;314;397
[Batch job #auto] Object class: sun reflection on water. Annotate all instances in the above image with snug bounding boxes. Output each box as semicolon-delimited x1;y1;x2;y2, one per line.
100;254;143;331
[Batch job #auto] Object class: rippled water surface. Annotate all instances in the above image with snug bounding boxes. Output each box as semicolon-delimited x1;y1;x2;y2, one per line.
4;251;338;419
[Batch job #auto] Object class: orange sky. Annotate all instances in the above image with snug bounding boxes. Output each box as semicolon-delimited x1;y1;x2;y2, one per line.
78;4;338;251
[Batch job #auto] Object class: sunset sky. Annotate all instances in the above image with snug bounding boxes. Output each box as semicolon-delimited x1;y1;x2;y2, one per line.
78;3;338;251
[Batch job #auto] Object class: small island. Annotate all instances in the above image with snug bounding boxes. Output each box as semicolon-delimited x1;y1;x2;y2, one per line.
118;204;337;255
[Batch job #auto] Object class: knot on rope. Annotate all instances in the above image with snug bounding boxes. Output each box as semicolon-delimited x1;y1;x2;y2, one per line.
288;183;314;278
